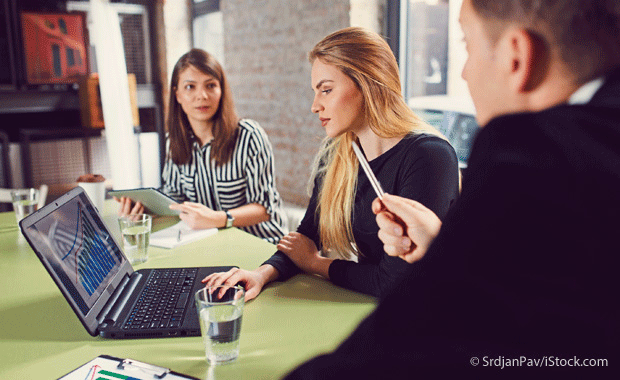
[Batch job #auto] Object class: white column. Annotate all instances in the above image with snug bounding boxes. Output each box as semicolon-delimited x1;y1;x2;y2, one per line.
350;0;383;34
89;0;141;189
164;0;193;85
447;0;470;98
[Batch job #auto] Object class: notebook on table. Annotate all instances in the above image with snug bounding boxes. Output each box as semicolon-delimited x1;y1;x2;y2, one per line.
150;221;218;249
19;186;234;339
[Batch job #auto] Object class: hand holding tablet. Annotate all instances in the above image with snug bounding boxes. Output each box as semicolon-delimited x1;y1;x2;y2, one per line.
109;188;181;216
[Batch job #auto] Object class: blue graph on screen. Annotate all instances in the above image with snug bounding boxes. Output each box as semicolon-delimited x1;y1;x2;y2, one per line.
60;202;116;296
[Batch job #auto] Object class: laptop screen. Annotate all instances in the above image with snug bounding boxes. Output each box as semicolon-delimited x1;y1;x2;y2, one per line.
23;190;125;316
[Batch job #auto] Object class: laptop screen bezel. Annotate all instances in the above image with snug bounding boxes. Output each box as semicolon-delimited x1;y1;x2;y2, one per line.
19;186;134;336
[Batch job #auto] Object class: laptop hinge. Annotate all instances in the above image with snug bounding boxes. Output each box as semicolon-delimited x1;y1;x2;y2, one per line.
97;272;142;325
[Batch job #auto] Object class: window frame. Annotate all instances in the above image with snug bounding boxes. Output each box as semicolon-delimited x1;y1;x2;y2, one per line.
0;0;18;90
192;0;220;18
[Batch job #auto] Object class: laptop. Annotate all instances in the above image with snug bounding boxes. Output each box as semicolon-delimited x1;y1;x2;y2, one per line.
19;186;234;339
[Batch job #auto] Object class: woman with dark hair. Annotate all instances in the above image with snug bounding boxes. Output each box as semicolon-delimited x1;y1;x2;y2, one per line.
117;49;286;243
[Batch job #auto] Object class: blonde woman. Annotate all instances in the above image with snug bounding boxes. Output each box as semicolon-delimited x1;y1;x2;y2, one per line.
204;27;459;299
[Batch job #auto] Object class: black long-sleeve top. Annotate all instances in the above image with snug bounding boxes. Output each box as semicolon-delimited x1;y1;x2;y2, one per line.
263;133;460;297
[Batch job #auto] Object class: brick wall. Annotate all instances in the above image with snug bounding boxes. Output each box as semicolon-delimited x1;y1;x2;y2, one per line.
221;0;350;207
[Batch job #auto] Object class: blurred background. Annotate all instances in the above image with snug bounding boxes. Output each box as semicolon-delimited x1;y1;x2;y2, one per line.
0;0;475;212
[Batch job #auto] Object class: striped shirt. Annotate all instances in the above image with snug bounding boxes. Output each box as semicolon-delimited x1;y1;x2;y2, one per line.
161;119;287;243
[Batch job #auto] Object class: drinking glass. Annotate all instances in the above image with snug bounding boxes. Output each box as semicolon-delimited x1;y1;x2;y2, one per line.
11;188;40;223
195;285;245;364
117;214;152;265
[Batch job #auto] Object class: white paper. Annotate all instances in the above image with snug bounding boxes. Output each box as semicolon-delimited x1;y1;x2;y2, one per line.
150;221;218;249
59;355;194;379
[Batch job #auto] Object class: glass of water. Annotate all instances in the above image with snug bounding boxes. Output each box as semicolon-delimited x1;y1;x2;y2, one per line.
11;188;40;223
195;285;245;365
117;214;152;265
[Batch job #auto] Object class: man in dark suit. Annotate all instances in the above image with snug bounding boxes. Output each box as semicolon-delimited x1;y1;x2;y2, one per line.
286;0;620;377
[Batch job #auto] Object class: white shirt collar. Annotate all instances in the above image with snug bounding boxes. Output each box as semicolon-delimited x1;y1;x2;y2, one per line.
568;77;605;105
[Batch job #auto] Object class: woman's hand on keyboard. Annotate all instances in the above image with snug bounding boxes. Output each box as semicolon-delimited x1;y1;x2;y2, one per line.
201;265;279;301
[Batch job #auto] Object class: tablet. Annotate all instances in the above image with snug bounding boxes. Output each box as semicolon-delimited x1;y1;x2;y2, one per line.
108;187;181;216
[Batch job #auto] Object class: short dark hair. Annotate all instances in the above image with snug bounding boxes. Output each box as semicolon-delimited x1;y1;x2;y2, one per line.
167;49;239;166
471;0;620;83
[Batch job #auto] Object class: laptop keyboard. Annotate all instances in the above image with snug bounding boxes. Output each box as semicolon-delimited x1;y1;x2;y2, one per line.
123;268;198;330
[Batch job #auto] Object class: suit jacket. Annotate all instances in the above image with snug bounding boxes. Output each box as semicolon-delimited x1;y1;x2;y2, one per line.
285;66;620;378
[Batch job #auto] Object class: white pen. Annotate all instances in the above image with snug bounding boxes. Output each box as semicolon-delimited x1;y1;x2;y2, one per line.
351;141;385;200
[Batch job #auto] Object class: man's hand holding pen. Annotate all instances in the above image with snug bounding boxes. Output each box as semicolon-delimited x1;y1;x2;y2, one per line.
372;193;442;264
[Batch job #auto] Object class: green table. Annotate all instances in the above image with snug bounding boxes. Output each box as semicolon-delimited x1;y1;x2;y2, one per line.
0;207;376;379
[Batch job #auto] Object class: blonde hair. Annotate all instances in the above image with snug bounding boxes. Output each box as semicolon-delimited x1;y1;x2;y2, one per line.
309;27;443;259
